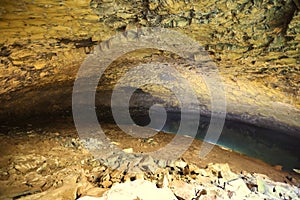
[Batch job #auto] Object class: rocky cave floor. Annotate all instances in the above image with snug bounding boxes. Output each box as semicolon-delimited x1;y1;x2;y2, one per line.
1;0;300;199
0;117;299;200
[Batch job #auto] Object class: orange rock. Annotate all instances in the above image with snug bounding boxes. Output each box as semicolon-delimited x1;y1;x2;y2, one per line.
274;165;282;171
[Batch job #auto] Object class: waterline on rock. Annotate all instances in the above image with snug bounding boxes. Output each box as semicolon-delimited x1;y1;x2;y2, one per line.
133;112;300;172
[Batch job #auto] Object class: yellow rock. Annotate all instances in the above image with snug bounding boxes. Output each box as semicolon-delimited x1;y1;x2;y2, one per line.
30;33;45;40
116;12;135;19
84;14;100;21
34;62;47;70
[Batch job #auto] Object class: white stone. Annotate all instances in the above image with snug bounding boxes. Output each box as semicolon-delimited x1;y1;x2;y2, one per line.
293;168;300;174
227;178;251;198
79;180;177;200
169;180;195;199
174;159;187;169
122;148;133;153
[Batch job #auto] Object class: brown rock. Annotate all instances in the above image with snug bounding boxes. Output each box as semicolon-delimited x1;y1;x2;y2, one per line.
274;165;283;171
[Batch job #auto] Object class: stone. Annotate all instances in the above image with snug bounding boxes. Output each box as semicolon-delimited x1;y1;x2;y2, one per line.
156;172;169;188
110;170;124;182
257;177;266;194
122;148;133;153
135;173;144;180
19;174;81;200
198;169;209;177
273;165;282;171
84;187;109;197
101;180;112;188
24;171;46;188
111;141;120;146
148;1;159;10
195;174;212;185
123;174;132;182
106;155;120;167
96;180;177;200
175;18;189;27
226;178;251;198
116;12;135;19
253;174;300;199
293;168;300;174
174;159;187;170
169;180;195;200
14;163;31;173
207;163;238;181
157;159;167;168
139;155;157;173
101;173;110;182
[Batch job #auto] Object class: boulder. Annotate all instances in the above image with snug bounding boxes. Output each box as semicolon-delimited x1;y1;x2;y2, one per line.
78;180;177;200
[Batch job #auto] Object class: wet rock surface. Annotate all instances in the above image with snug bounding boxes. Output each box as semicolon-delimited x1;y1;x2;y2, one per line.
0;120;299;199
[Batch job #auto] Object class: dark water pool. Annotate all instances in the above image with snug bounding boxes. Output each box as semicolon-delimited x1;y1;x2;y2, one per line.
132;111;300;172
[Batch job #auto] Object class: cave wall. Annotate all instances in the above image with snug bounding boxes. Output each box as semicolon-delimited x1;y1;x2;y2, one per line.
0;0;299;132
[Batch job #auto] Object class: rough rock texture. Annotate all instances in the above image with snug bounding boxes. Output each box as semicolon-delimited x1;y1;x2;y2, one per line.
79;179;177;200
0;0;299;132
1;122;298;199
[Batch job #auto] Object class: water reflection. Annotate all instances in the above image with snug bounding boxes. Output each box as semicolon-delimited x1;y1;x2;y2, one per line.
135;111;300;171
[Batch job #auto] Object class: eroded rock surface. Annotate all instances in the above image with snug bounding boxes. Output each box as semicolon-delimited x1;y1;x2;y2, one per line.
0;0;299;132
